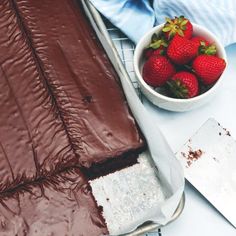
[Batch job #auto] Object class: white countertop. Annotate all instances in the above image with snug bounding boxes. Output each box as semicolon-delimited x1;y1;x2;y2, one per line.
144;44;236;236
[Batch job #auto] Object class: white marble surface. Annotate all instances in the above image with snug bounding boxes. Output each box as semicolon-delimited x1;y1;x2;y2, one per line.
145;44;236;235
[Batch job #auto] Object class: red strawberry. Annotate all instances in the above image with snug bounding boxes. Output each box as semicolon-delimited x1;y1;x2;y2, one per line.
191;37;217;55
192;55;226;85
167;35;198;65
143;56;176;87
191;36;210;47
167;71;199;98
144;36;168;58
144;46;165;59
145;48;155;58
162;16;193;39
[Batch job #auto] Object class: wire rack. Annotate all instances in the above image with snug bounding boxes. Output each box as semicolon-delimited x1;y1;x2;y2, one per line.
103;19;162;236
104;19;143;102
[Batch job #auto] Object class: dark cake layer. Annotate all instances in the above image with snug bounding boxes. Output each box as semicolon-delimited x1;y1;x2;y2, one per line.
15;0;145;168
0;0;76;192
0;168;108;236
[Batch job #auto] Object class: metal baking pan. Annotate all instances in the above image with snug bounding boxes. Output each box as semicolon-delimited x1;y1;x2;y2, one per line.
81;1;185;235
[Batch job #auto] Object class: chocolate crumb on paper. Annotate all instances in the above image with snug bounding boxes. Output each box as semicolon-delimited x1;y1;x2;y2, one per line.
223;127;231;136
182;146;204;167
181;152;186;158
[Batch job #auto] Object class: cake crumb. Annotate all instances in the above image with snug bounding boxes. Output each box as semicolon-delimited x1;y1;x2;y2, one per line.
223;127;231;136
213;157;219;163
181;152;186;158
184;147;204;167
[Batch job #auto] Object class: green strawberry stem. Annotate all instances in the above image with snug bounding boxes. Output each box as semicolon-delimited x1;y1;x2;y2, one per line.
199;42;217;55
147;35;168;50
166;80;188;99
163;16;189;39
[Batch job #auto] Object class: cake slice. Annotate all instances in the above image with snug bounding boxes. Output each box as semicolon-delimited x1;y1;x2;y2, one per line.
0;168;108;236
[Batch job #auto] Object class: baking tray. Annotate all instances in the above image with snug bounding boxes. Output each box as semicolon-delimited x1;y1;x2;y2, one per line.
81;1;185;235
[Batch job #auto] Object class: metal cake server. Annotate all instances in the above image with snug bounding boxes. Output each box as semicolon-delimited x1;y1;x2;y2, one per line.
176;118;236;228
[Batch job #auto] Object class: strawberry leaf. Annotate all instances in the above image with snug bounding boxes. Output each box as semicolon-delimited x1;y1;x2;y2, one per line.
177;30;184;37
167;80;189;99
162;41;168;47
165;17;172;24
199;44;217;55
162;26;171;32
200;41;206;47
149;40;162;49
180;19;188;26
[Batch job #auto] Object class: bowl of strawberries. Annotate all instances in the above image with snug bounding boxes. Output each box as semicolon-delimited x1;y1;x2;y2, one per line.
134;16;227;112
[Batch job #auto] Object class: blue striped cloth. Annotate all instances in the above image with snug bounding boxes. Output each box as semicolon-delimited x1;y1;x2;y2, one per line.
90;0;236;46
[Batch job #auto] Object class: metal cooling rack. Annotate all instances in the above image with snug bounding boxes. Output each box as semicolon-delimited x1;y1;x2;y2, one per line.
104;19;143;102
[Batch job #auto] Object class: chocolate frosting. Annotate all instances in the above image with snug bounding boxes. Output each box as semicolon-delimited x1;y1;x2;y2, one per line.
0;168;108;236
0;0;76;192
0;0;145;192
0;0;146;235
15;0;145;168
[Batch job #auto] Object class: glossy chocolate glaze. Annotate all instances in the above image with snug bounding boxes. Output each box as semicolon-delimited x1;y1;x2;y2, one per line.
0;0;145;192
0;0;76;192
0;0;146;234
0;168;108;236
15;0;145;168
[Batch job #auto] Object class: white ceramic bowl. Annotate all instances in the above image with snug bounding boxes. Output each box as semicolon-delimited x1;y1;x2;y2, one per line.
134;23;227;112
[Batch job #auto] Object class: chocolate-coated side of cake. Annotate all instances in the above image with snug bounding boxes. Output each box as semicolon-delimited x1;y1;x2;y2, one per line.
0;0;76;192
15;0;145;168
0;168;108;236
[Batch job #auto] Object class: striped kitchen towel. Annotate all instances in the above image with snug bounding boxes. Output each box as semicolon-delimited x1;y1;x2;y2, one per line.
89;0;236;46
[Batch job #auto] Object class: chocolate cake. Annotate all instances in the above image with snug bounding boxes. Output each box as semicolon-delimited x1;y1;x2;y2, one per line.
0;168;108;236
0;0;146;235
15;0;145;168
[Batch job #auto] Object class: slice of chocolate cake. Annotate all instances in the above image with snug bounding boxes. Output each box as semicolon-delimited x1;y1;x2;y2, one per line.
0;168;108;236
14;0;145;168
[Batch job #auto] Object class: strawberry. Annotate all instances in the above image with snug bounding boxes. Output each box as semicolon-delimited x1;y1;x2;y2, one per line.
192;55;226;85
167;71;199;98
191;37;217;55
162;16;193;39
167;35;198;65
191;36;210;47
143;56;176;87
144;46;165;59
144;34;168;58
